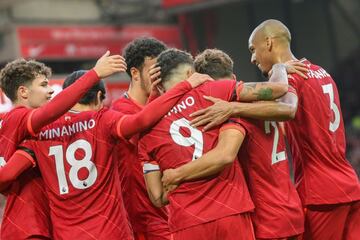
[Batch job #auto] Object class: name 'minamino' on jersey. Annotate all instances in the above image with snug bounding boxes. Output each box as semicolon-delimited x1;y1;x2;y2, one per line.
39;119;96;140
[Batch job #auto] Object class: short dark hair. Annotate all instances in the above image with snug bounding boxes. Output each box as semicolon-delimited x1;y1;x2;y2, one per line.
0;58;51;102
156;48;194;83
63;70;106;105
194;49;233;79
123;37;167;76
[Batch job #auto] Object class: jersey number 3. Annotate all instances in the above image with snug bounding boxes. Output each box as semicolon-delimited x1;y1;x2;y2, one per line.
49;139;98;195
322;84;340;132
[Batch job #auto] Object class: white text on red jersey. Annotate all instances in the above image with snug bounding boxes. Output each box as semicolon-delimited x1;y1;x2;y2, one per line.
167;96;195;117
38;119;96;140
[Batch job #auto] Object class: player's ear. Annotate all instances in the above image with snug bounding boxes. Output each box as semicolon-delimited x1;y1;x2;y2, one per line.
186;68;194;78
266;36;273;51
95;91;103;109
231;73;237;80
17;85;29;101
130;67;140;83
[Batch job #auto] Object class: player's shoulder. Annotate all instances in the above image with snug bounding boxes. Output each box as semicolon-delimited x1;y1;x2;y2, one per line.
202;79;236;88
98;107;124;117
94;107;124;130
5;106;31;120
228;117;256;133
0;106;30;132
190;79;236;99
111;94;131;109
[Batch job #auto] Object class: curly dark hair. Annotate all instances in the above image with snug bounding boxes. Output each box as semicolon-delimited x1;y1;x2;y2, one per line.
156;48;194;83
0;58;51;102
123;37;167;77
194;49;233;79
63;70;106;105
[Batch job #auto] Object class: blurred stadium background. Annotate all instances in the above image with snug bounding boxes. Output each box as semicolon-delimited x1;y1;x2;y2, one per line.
0;0;359;219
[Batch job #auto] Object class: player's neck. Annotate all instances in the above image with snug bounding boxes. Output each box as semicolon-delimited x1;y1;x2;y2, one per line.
276;49;297;63
127;84;147;106
163;77;184;92
13;99;31;109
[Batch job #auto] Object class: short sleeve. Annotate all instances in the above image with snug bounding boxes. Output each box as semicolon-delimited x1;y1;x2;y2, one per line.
100;109;126;140
220;118;247;137
18;140;37;167
138;137;160;174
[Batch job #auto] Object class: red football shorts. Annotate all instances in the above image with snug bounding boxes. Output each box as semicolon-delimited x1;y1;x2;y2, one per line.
173;213;255;240
304;200;360;240
134;229;173;240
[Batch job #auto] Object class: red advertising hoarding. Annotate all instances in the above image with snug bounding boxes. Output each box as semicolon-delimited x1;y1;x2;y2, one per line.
17;25;183;59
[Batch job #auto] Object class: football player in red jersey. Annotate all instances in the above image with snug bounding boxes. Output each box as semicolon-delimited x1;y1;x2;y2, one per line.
189;19;360;240
0;52;126;239
111;37;171;240
161;49;305;240
0;68;210;239
139;48;300;240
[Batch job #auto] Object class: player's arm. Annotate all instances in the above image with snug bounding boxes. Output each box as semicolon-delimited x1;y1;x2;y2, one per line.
139;138;172;208
0;148;35;193
232;61;306;102
162;125;245;187
268;70;299;120
29;51;126;135
190;90;298;131
117;73;212;139
190;90;296;130
143;170;170;208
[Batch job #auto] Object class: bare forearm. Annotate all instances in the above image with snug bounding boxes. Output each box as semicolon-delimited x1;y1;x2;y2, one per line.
173;151;231;183
268;63;288;84
144;171;167;207
230;101;295;121
164;129;243;185
239;82;287;102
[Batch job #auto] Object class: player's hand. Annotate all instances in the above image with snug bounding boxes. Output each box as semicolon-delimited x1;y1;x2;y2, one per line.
163;183;178;193
149;64;161;83
161;184;177;206
93;50;127;78
284;60;309;79
162;168;180;186
148;64;163;101
148;79;162;102
186;73;214;88
190;96;233;131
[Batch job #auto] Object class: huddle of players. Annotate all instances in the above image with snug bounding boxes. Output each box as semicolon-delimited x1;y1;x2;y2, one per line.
0;19;359;240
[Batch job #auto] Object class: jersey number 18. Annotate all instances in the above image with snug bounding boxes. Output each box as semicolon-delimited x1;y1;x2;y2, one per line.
49;139;98;195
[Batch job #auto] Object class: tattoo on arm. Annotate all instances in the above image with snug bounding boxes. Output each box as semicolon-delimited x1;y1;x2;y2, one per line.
239;83;273;101
255;88;273;100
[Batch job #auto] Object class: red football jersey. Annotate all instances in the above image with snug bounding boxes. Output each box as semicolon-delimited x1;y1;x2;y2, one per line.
22;109;133;240
0;106;50;239
234;118;304;238
139;80;254;232
286;59;360;205
111;94;170;234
